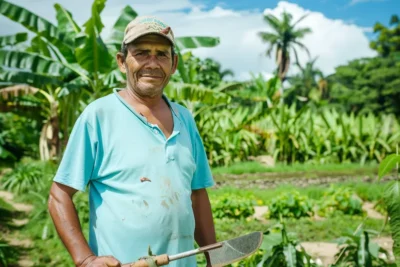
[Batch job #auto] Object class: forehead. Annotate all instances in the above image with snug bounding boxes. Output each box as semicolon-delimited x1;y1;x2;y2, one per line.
131;34;172;49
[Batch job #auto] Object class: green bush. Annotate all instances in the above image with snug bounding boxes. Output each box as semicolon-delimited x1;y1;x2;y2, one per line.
1;158;56;195
0;112;41;164
210;194;255;220
267;191;314;219
317;186;364;217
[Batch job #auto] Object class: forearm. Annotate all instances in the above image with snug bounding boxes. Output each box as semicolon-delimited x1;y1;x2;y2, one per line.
48;183;93;266
192;189;216;247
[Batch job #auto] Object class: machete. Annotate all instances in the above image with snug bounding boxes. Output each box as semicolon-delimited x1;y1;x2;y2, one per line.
124;231;263;267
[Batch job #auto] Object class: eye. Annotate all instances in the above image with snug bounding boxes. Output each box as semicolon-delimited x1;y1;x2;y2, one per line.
135;51;148;57
157;52;168;58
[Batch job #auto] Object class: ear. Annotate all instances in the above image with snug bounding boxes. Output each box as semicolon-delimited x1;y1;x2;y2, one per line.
116;52;127;73
171;54;178;74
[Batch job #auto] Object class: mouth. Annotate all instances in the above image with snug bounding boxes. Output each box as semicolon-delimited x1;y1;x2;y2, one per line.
140;74;164;80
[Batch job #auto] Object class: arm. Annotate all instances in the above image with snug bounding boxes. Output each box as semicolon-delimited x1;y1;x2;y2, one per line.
48;182;121;267
192;188;216;266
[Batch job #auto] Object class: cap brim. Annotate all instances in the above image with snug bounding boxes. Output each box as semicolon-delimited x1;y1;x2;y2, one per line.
123;31;175;47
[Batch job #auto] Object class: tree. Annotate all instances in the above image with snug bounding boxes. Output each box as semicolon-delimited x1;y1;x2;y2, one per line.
327;56;400;116
285;57;328;107
0;0;221;160
258;11;312;84
370;14;400;57
171;51;233;88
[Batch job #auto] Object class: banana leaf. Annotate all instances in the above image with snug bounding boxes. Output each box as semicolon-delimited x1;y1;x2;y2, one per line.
0;67;62;88
75;0;112;74
378;154;400;180
0;50;70;77
384;181;400;266
0;32;27;48
164;82;230;105
54;4;81;38
0;0;75;62
27;36;51;58
175;36;220;51
108;5;138;48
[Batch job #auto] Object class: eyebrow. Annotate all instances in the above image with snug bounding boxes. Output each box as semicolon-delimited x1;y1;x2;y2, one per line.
132;47;170;54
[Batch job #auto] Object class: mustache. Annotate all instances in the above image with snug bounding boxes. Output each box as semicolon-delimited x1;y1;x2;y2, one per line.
138;70;164;77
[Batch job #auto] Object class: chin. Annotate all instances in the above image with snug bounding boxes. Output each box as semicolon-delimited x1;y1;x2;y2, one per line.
137;83;164;98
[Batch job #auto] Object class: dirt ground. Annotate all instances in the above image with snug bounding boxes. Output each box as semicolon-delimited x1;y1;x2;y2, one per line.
0;190;34;267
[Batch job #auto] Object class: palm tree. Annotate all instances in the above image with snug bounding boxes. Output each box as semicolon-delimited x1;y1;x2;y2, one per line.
287;57;326;99
258;11;312;101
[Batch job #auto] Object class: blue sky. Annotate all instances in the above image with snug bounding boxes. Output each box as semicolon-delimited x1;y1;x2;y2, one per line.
192;0;396;32
0;0;396;80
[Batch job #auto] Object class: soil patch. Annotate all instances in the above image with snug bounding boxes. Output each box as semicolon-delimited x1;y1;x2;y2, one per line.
214;174;396;189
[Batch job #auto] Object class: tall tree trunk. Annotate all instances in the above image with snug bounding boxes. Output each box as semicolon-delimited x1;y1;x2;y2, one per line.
276;48;291;104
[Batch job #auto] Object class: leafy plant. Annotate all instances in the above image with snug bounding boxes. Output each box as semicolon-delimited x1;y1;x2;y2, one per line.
0;112;40;164
378;152;400;266
257;217;318;266
0;241;19;267
2;159;43;194
1;158;56;195
317;186;364;217
267;191;314;219
0;0;221;161
331;223;393;266
210;194;255;220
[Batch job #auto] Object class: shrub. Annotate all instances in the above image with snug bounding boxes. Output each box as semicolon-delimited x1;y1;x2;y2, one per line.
1;158;56;195
210;194;255;220
317;186;364;217
267;191;314;219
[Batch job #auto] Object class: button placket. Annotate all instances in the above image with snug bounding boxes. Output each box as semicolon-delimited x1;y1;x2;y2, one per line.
165;142;175;163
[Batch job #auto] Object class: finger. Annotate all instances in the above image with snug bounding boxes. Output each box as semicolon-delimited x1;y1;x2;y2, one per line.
104;256;121;267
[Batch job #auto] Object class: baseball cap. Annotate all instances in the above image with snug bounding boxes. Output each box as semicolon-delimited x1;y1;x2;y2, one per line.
122;16;175;47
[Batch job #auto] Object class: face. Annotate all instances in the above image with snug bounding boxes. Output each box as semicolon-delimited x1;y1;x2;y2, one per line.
117;34;178;98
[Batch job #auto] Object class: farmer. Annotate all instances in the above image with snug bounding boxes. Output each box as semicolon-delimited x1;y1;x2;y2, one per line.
48;15;216;267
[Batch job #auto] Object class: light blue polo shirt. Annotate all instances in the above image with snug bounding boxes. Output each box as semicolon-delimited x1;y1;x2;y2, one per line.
53;88;214;266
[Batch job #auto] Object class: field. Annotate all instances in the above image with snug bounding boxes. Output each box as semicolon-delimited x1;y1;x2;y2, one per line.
0;161;395;266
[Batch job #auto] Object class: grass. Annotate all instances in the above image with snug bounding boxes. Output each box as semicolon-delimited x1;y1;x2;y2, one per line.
0;159;391;266
0;196;23;267
214;215;389;243
208;180;388;205
212;161;378;176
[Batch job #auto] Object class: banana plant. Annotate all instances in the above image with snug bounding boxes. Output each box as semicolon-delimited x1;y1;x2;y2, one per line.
378;152;400;266
331;222;393;266
257;217;317;267
0;0;223;159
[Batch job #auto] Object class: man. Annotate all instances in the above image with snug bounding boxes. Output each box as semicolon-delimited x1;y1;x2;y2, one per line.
48;15;216;267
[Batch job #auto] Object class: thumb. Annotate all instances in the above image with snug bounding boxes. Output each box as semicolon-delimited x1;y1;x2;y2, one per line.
105;256;121;267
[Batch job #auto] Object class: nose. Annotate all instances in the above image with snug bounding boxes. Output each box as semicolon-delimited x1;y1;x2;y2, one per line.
146;55;159;69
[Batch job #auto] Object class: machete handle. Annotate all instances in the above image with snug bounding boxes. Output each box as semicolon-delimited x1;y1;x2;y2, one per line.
124;254;169;267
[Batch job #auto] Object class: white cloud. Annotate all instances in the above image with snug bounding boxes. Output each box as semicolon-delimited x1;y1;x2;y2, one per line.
0;0;376;81
349;0;387;5
261;2;376;77
161;1;376;80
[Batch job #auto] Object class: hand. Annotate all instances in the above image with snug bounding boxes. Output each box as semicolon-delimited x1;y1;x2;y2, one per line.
79;255;121;267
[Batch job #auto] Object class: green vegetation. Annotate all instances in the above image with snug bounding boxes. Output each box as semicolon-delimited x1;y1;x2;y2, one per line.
377;153;400;266
211;194;255;220
0;0;399;266
212;161;378;175
317;186;364;217
267;191;314;219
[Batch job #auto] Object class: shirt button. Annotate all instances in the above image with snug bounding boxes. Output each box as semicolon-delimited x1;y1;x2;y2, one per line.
153;129;158;134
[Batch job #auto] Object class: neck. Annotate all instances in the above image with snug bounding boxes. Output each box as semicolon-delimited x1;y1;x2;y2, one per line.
126;87;164;109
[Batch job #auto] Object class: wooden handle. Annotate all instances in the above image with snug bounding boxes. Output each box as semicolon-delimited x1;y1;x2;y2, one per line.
127;254;169;267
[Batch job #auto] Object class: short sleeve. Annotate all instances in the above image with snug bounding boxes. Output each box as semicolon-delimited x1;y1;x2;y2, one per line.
53;114;98;192
190;119;215;190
